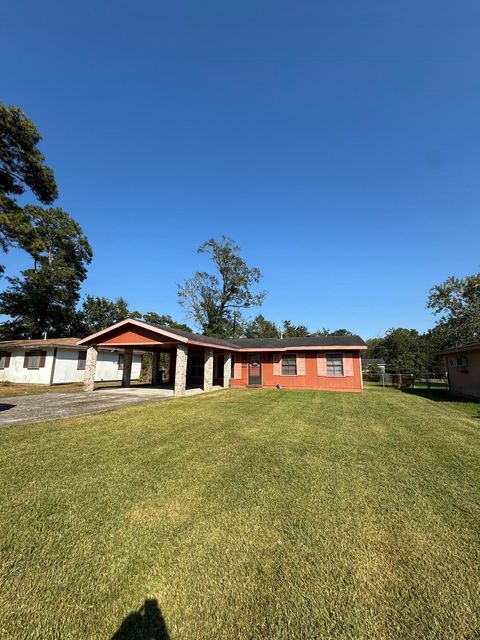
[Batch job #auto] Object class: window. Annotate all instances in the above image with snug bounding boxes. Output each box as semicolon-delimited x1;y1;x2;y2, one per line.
118;354;124;370
187;355;204;377
77;351;86;370
25;350;43;369
0;351;11;369
282;354;297;375
450;356;468;367
327;354;344;376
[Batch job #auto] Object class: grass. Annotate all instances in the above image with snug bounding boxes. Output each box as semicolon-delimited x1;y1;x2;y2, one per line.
0;379;145;397
0;381;85;397
0;387;479;639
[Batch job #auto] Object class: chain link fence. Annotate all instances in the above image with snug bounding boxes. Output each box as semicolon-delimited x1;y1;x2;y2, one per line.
363;372;449;390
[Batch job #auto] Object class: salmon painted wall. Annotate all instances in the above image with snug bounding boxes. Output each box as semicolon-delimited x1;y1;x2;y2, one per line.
230;351;363;392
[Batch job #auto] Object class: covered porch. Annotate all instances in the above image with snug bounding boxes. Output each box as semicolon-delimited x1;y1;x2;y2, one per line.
77;319;233;395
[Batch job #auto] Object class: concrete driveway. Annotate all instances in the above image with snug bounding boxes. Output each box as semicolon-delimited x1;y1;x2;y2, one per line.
0;385;221;427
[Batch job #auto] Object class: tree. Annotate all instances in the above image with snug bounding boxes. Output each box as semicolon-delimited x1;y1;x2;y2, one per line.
178;236;265;337
78;296;133;335
0;207;92;338
141;312;192;332
0;103;58;272
313;328;354;336
281;320;309;337
427;273;480;347
243;314;280;338
370;328;429;375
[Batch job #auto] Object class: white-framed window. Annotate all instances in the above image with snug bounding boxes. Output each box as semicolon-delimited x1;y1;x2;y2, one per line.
282;354;297;375
327;353;344;376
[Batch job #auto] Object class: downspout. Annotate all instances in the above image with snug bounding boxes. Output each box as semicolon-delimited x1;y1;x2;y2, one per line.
49;347;58;386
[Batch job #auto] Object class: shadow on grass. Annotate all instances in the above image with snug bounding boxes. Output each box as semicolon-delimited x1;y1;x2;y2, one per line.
111;599;169;640
402;388;480;417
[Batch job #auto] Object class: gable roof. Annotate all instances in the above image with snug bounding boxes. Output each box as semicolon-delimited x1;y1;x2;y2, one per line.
78;318;367;351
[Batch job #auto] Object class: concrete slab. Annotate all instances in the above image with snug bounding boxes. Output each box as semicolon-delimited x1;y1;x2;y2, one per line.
0;385;224;428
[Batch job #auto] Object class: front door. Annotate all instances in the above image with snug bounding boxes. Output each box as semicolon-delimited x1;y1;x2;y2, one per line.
248;354;262;385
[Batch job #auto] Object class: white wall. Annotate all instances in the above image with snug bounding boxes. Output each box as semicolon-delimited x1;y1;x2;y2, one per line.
0;347;142;385
0;348;55;384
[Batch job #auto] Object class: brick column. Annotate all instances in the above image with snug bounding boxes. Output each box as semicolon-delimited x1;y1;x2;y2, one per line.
122;349;133;387
83;346;98;392
174;345;188;395
204;348;214;391
152;351;161;385
223;351;232;388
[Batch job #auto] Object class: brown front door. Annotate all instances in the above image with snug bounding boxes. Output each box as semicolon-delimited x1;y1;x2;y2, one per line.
248;354;262;385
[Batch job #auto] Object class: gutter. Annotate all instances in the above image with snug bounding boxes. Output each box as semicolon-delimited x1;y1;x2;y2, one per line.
49;347;58;385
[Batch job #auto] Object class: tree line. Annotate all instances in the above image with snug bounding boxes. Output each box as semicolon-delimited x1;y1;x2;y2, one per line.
1;102;479;375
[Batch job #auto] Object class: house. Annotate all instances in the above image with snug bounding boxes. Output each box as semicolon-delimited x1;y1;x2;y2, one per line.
0;338;142;386
362;358;386;373
437;343;480;400
78;318;367;393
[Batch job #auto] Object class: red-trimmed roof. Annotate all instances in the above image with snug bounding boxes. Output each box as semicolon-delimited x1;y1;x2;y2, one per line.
77;318;367;352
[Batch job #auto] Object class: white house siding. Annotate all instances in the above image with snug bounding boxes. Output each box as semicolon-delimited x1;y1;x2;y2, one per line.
0;347;142;385
0;348;55;384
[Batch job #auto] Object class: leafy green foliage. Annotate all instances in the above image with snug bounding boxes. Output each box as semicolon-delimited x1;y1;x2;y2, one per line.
313;327;354;336
0;208;92;339
281;320;309;337
243;314;280;338
0;104;58;271
365;328;432;375
141;312;191;332
427;273;480;347
178;236;265;337
78;296;133;335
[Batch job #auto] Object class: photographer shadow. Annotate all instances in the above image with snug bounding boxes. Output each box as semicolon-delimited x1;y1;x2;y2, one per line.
111;599;169;640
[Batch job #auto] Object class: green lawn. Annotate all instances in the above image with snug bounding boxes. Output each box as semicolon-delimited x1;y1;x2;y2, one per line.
1;388;479;639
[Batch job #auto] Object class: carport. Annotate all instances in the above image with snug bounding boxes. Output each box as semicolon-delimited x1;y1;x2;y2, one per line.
77;319;233;395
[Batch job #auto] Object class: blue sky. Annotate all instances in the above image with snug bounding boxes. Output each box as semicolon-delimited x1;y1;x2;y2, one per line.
1;1;479;338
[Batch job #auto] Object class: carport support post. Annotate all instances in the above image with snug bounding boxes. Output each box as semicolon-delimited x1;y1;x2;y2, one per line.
204;349;214;391
122;349;133;387
83;346;98;392
174;345;188;396
223;352;232;388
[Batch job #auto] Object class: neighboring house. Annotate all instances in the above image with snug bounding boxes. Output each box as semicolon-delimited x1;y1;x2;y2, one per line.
362;358;386;373
437;343;480;400
0;338;142;385
78;318;367;393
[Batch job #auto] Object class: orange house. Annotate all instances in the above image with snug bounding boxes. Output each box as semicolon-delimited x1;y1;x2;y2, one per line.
78;319;367;394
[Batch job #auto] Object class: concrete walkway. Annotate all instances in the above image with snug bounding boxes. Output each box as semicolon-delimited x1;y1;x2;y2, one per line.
0;385;223;428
